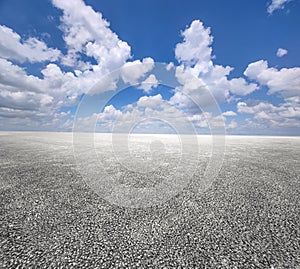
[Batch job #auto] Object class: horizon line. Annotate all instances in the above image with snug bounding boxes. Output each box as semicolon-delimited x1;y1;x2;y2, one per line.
0;130;299;138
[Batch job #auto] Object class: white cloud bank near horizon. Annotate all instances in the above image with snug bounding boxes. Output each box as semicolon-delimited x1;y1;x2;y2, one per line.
0;0;299;135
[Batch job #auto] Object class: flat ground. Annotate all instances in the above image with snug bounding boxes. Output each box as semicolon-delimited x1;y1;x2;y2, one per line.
0;132;299;268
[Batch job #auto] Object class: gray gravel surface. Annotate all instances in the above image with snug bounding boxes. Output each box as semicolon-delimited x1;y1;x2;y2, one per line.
0;132;299;268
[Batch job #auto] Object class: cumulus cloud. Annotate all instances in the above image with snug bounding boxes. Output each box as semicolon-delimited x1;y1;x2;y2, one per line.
0;0;298;134
77;94;223;134
121;57;154;85
222;111;237;117
0;59;59;113
244;60;300;97
229;78;258;96
237;101;278;115
77;97;189;133
138;74;159;93
137;94;163;107
41;63;118;97
174;19;258;109
0;25;60;63
0;0;135;129
74;105;122;132
0;58;44;94
0;90;52;111
98;105;122;126
0;59;91;120
51;0;131;72
267;0;291;14
237;100;300;128
175;20;213;73
276;48;288;57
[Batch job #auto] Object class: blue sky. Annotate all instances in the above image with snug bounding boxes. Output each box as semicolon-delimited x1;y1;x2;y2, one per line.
0;0;299;135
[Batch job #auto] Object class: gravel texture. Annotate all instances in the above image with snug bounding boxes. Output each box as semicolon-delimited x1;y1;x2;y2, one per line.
0;132;299;268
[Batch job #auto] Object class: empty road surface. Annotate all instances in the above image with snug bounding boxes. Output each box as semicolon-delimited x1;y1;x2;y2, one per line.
0;132;299;268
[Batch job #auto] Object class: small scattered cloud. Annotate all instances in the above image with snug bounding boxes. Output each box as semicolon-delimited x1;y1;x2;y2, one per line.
166;62;174;71
267;0;291;14
276;48;288;57
222;111;237;117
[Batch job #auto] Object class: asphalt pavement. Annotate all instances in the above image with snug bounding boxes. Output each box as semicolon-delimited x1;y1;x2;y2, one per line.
0;133;299;268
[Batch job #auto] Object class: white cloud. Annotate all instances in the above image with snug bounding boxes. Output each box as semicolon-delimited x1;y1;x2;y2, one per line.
0;1;298;134
276;48;288;57
244;60;268;79
41;62;120;96
169;91;194;110
99;105;122;121
0;59;59;113
0;58;44;93
121;57;154;84
0;0;135;130
174;65;205;92
175;20;213;73
166;62;174;71
137;94;163;108
0;58;118;124
227;120;237;129
267;0;291;14
87;73;118;95
52;0;131;72
173;19;258;110
74;105;122;132
222;111;237;117
244;60;300;97
0;90;53;111
138;74;159;93
0;25;60;63
237;100;300;128
77;97;189;133
188;112;225;128
76;94;223;134
229;78;258;96
237;101;278;114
